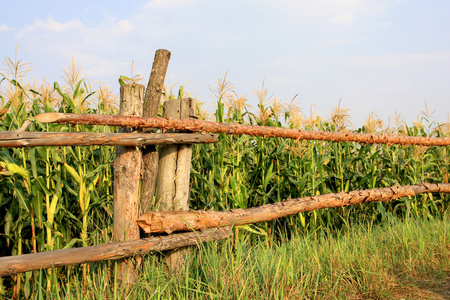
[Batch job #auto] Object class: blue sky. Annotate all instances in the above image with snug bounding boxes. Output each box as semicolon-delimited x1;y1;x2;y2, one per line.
1;0;449;127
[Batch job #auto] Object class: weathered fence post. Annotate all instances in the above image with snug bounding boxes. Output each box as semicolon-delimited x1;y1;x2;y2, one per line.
156;98;196;272
141;49;171;214
113;83;144;284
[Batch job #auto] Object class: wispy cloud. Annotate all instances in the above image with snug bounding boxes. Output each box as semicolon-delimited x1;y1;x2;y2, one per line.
145;0;200;10
10;15;142;87
329;12;354;24
5;0;204;87
0;24;14;32
263;0;403;26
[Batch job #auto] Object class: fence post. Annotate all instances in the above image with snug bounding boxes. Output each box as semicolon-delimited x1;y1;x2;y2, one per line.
113;83;144;284
156;97;196;273
141;49;171;214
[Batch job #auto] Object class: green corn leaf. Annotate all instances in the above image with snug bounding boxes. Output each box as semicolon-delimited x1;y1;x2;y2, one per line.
54;81;76;112
61;180;78;196
72;80;83;100
11;79;23;89
53;81;63;95
11;181;29;212
118;75;132;86
263;162;274;190
81;91;95;106
88;174;100;191
0;162;12;176
28;88;42;96
5;162;27;177
55;172;63;196
31;189;44;227
43;220;54;230
4;209;12;243
237;224;268;236
6;162;31;194
32;177;51;196
29;148;37;178
44;100;53;113
178;86;184;99
63;238;82;249
35;146;48;163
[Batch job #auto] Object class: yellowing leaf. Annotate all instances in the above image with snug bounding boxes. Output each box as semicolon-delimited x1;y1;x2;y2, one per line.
63;163;82;184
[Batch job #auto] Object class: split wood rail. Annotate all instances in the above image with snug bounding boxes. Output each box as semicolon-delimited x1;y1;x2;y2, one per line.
0;49;449;280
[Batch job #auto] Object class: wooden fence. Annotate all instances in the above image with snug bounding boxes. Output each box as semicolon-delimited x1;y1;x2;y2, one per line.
0;49;449;282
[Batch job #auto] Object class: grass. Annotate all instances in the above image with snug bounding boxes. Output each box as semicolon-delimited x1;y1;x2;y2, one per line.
4;215;446;299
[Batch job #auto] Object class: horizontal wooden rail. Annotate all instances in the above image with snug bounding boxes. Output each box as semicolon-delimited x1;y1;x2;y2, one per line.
137;183;450;234
0;131;218;147
0;227;231;277
36;113;450;147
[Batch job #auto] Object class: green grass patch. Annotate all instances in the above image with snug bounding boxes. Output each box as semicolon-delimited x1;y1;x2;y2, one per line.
9;216;447;299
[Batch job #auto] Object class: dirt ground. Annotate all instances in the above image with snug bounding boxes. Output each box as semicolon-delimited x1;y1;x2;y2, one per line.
392;273;450;300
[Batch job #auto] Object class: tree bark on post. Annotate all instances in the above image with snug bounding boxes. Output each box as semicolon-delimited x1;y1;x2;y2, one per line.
156;98;196;273
113;83;144;284
141;49;171;214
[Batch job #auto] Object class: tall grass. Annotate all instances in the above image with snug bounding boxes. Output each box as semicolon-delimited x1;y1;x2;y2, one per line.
0;58;449;297
9;216;448;299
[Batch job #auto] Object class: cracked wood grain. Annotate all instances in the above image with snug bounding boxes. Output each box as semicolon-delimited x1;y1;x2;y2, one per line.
0;131;218;147
155;98;195;273
141;49;172;214
137;183;450;234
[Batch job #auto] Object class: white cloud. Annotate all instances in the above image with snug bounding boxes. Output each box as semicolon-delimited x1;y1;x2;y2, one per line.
111;20;133;35
69;51;127;81
19;18;84;35
145;0;200;10
330;12;354;24
9;0;200;85
12;16;142;86
0;24;13;32
16;16;140;55
263;0;404;26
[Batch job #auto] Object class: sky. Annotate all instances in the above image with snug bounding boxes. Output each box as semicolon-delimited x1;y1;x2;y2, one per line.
1;0;449;127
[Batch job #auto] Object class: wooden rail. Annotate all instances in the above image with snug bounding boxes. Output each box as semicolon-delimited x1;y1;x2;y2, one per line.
137;183;450;234
0;131;218;147
35;112;450;147
0;227;231;277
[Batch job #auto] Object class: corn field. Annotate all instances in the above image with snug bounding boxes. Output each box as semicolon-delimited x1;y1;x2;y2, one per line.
0;59;449;296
